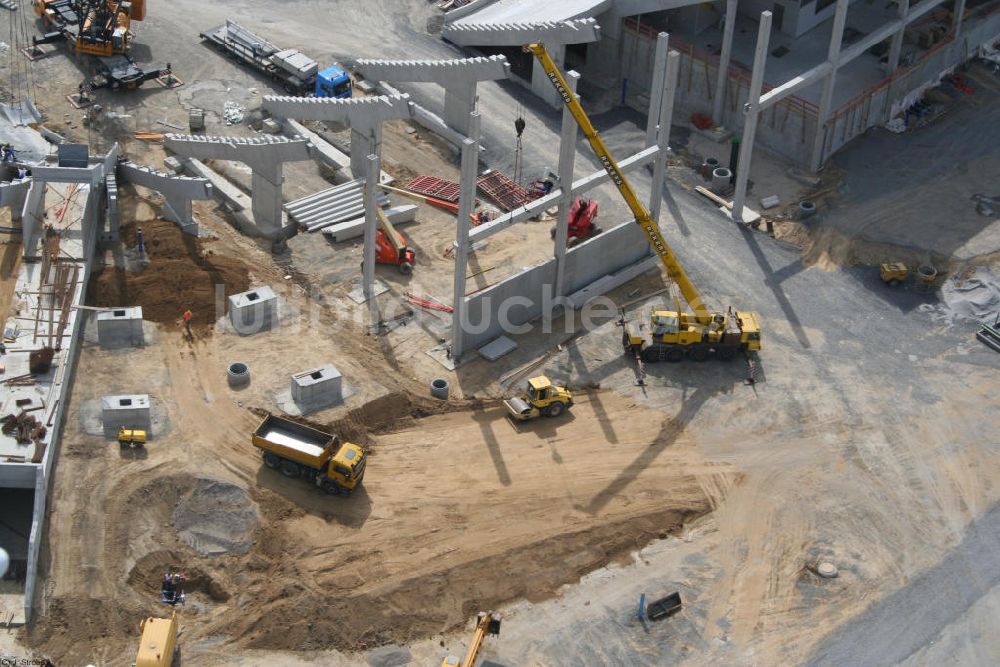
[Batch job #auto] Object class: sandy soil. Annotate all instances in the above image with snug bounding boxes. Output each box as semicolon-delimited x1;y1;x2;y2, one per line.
18;187;732;664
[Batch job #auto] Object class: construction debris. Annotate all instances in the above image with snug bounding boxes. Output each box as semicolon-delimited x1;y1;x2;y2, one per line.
1;411;47;445
223;101;245;125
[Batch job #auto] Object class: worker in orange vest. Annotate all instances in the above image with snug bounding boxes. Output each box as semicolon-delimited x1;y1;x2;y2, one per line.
182;309;193;338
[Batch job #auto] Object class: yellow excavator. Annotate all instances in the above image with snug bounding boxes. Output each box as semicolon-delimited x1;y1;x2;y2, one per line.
441;611;502;667
526;44;762;363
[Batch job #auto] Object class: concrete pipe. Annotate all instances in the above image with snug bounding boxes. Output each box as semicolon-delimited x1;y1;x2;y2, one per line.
430;378;449;400
710;167;732;194
917;264;938;285
799;200;817;219
228;362;250;388
702;157;719;179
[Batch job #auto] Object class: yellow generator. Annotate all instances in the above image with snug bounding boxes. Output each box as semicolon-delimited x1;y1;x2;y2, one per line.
118;427;147;448
134;611;177;667
623;305;761;363
504;376;573;421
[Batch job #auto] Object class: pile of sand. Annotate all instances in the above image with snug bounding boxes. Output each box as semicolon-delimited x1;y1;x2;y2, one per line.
87;219;251;328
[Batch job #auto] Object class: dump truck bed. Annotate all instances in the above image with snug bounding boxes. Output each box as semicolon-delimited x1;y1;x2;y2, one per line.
252;415;337;469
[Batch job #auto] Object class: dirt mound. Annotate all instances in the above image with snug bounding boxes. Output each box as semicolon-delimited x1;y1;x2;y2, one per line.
87;218;251;328
251;390;495;447
173;479;258;556
202;507;705;652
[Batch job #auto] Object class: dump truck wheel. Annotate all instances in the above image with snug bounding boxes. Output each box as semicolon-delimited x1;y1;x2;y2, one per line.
399;262;413;275
690;347;709;362
888;278;900;286
280;460;300;478
666;348;684;363
544;402;565;418
322;480;341;495
263;453;280;469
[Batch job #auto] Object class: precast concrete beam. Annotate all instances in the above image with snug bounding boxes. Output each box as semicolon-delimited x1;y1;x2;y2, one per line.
164;134;313;180
355;55;510;84
262;94;412;126
355;56;510;136
442;18;601;47
262;94;412;177
117;160;213;235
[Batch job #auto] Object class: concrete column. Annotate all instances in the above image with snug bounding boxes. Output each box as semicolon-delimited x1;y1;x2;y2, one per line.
531;42;566;109
713;0;739;125
888;0;910;71
362;154;379;326
250;170;284;238
443;82;478;136
645;33;670;147
732;11;773;223
650;51;681;225
553;71;581;301
809;0;850;173
450;112;481;360
952;0;967;36
350;126;381;181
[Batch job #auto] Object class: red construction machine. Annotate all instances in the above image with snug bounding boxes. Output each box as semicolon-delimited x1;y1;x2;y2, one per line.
551;197;601;246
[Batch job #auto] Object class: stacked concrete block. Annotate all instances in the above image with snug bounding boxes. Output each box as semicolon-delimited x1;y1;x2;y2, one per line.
228;286;278;335
97;306;144;348
291;364;342;412
101;394;151;439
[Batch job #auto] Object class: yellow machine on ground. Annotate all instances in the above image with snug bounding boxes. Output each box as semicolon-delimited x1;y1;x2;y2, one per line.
441;611;502;667
527;44;762;363
134;610;177;667
880;262;909;285
33;0;146;56
118;426;147;448
503;376;573;421
252;415;367;495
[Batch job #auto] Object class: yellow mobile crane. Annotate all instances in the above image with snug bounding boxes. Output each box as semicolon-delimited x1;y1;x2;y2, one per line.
526;44;761;363
441;611;502;667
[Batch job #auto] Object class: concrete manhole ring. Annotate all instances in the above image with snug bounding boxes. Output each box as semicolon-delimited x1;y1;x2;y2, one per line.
430;378;449;400
817;562;839;578
228;362;250;388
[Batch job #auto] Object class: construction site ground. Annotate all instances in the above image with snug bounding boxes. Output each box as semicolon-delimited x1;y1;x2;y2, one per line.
1;1;1000;665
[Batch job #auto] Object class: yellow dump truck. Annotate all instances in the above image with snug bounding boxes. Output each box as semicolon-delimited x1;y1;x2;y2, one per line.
252;415;366;495
134;611;177;667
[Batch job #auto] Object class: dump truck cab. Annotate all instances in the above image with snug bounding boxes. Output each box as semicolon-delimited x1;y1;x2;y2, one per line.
326;441;367;491
504;376;573;421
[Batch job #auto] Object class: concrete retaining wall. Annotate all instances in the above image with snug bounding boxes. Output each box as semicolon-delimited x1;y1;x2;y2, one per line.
23;184;99;622
462;221;652;350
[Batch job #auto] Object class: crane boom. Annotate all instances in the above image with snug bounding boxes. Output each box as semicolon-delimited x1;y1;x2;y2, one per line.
526;44;712;325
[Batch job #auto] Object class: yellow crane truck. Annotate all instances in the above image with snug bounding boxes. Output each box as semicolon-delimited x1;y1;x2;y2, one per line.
527;44;762;363
252;415;366;495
